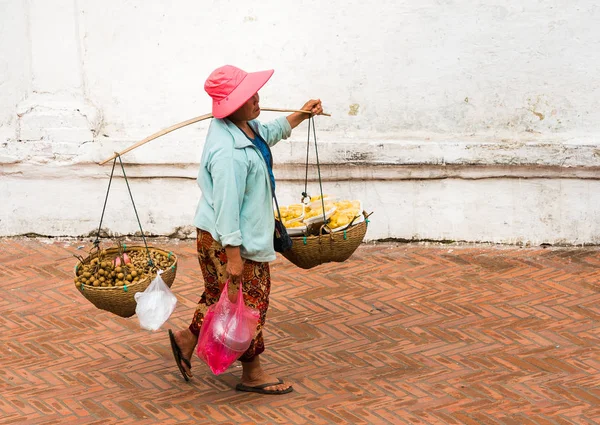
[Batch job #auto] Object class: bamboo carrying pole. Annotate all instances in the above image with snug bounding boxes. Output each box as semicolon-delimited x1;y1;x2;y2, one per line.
99;108;330;165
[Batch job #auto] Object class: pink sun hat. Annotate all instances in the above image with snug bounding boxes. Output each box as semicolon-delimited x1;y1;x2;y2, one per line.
204;65;274;119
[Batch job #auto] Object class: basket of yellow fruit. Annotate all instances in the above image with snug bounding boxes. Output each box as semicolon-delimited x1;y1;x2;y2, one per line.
279;195;372;269
74;242;177;318
325;200;364;233
275;203;308;235
276;204;305;224
303;199;337;234
280;219;308;236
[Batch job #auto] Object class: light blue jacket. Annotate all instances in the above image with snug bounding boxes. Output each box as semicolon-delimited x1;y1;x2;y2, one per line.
193;116;292;262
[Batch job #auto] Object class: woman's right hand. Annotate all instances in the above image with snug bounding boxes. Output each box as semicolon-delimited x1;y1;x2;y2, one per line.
224;245;244;284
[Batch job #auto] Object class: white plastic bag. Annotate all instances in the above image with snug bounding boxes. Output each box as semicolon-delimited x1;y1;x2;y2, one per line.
134;270;177;331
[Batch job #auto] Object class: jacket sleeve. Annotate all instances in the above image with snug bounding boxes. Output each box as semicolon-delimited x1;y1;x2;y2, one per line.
207;152;247;247
254;116;292;147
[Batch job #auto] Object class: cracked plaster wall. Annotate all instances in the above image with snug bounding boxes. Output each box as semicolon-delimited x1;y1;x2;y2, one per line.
0;0;599;243
0;0;29;142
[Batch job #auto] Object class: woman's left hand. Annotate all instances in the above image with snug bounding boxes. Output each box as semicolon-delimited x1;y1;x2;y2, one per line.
287;99;324;129
301;99;323;117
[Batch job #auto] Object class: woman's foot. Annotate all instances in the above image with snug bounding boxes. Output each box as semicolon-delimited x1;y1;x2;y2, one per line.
238;355;293;394
170;328;197;379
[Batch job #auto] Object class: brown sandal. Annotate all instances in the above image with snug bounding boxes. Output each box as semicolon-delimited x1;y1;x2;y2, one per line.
168;329;191;382
235;378;293;395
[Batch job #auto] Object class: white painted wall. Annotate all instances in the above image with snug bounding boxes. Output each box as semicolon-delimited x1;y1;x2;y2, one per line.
0;0;28;143
1;0;599;244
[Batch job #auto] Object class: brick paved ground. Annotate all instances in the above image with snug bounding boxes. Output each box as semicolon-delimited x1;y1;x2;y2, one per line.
0;237;598;424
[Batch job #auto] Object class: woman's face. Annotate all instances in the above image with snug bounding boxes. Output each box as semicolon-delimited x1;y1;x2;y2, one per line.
228;93;260;122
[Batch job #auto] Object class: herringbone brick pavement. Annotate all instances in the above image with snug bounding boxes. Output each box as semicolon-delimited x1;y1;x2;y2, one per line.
0;237;598;425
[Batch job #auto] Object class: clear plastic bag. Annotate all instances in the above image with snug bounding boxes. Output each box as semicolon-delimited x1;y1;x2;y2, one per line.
196;280;260;375
134;270;177;331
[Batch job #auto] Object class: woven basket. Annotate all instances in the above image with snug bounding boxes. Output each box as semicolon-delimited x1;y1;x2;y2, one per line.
281;211;370;269
74;246;178;318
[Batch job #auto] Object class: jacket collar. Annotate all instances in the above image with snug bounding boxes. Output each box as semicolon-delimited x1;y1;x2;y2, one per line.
217;118;262;149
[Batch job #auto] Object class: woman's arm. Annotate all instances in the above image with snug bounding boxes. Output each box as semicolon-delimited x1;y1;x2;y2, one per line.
286;99;324;129
254;99;324;147
208;153;247;283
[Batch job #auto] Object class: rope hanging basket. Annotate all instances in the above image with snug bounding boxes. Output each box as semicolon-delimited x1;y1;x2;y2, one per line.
281;211;370;269
277;117;373;269
74;154;178;318
75;246;178;318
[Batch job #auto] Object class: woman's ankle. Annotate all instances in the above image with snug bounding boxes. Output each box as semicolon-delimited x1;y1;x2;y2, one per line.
176;328;198;347
241;356;263;380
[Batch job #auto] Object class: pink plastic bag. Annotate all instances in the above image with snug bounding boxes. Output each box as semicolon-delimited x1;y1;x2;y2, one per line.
196;280;260;375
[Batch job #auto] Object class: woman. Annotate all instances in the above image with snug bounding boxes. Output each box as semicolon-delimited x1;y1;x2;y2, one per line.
169;64;323;395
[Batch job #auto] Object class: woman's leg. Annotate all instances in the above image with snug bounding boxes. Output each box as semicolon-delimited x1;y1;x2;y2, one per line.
237;259;270;361
238;355;292;394
171;229;224;379
173;229;291;392
235;260;292;393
